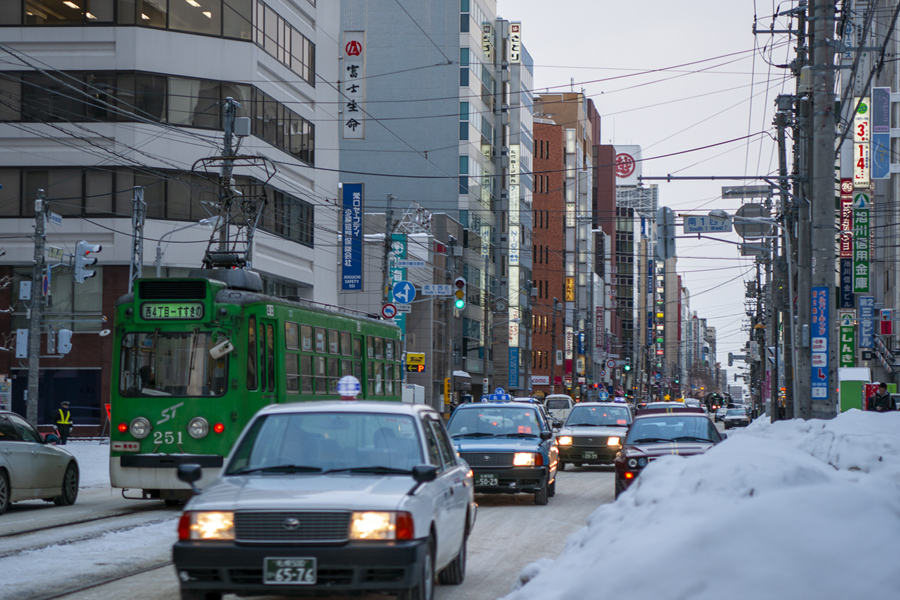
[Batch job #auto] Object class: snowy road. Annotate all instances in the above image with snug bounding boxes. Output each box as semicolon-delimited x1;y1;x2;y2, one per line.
6;467;614;600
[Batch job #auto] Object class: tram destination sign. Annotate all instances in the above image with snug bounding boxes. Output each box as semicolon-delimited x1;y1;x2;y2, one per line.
141;302;206;320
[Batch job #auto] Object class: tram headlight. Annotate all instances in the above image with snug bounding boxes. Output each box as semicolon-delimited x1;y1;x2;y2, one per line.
130;417;151;439
188;417;210;439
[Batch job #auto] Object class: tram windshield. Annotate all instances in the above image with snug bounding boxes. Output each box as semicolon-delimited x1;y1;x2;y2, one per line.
119;331;227;397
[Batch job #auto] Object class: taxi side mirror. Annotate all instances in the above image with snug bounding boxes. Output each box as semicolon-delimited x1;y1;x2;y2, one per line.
540;431;552;440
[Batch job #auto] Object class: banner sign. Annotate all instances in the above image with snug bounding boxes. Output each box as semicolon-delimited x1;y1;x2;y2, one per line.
840;258;854;309
388;233;408;333
509;347;519;389
871;87;891;180
810;286;830;400
341;183;363;291
839;179;853;258
853;192;870;293
839;313;855;368
853;97;870;189
859;295;875;348
342;31;366;138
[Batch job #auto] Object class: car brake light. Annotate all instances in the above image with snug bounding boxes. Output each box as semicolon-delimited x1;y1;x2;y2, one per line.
213;423;225;434
624;472;635;480
395;512;414;540
178;512;192;540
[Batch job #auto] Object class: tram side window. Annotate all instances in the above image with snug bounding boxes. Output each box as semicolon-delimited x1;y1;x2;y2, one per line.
353;361;362;382
247;316;258;390
341;331;352;356
301;325;313;351
286;354;299;392
315;356;326;392
375;338;384;360
366;336;374;359
266;323;276;392
353;337;362;359
315;327;326;353
367;362;374;396
329;329;339;354
385;364;394;395
341;359;351;379
285;322;299;350
374;363;384;395
328;357;339;393
300;355;312;393
385;340;394;361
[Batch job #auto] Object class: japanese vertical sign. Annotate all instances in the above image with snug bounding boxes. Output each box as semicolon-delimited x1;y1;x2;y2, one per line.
508;144;520;266
388;234;407;335
341;183;363;291
853;97;869;189
880;309;893;336
509;23;522;63
871;87;891;180
481;23;492;59
839;178;853;258
840;258;854;309
853;192;870;293
859;296;875;348
810;287;830;400
342;31;365;139
509;347;519;390
839;313;855;368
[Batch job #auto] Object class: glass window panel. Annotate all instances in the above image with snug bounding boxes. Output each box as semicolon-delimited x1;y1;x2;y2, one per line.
194;80;221;129
117;0;136;24
169;0;220;35
385;365;393;395
328;358;338;393
285;322;299;350
114;168;134;211
247;315;258;390
168;77;200;126
341;359;351;377
84;169;113;215
374;363;383;395
20;72;83;122
285;354;299;392
86;0;114;21
353;361;362;381
374;338;383;360
314;355;326;393
262;95;278;146
83;72;116;121
223;0;252;39
221;83;250;119
353;337;362;359
300;354;312;393
0;170;21;217
266;323;275;391
139;0;166;28
366;337;374;359
132;73;167;121
0;1;22;24
0;76;22;121
263;5;278;56
25;0;83;24
328;329;339;354
276;102;286;149
300;324;312;352
340;332;351;356
166;175;192;220
314;327;326;353
133;173;165;218
385;340;393;361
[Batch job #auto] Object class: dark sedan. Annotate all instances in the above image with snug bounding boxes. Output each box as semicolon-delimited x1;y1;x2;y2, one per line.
555;403;632;470
614;407;725;498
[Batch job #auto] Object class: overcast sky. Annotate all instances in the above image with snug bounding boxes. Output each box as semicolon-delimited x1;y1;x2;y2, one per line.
507;0;793;381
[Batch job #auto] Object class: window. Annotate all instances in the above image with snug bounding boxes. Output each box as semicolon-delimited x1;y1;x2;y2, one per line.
300;354;312;392
315;356;326;393
353;337;362;360
328;357;339;393
247;315;258;390
301;324;312;351
170;0;222;35
366;336;374;359
328;329;339;354
315;327;326;353
429;420;457;468
285;354;299;392
265;323;275;391
374;338;384;360
285;322;299;350
119;331;227;397
422;419;444;468
340;331;352;356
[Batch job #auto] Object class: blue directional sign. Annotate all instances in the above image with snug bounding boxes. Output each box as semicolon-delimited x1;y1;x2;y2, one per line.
599;390;609;400
810;286;830;400
392;280;416;304
682;215;732;234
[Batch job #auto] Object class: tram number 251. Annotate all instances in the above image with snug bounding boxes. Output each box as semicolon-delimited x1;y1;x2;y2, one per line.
153;431;183;445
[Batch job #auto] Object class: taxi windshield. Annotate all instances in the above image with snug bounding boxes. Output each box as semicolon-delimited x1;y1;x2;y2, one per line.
118;331;227;397
448;406;542;437
566;406;631;426
625;416;717;444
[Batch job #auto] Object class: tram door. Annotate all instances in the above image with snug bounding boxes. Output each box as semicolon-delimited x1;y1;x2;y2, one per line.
259;318;277;399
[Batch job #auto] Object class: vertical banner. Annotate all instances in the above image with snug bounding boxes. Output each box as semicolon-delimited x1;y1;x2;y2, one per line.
839;179;853;258
859;295;875;348
508;347;519;390
388;234;408;334
839;313;855;368
341;183;363;291
342;31;366;139
509;23;522;63
810;287;830;400
853;192;870;293
880;309;893;336
852;97;870;189
840;258;854;309
871;87;891;180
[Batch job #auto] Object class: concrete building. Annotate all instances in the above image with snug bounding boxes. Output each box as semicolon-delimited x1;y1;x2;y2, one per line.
338;1;535;397
0;0;340;426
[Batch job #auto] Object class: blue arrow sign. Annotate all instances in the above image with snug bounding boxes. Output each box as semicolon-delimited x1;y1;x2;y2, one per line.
392;280;416;304
599;390;609;400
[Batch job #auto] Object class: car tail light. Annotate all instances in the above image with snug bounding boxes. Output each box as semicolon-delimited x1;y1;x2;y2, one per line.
178;512;191;540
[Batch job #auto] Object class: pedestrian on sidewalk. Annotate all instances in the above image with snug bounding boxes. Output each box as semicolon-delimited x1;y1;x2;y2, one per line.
871;383;896;412
56;400;73;444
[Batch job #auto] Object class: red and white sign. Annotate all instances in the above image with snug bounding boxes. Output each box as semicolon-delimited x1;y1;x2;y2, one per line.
811;337;827;352
613;145;642;186
606;359;616;369
381;303;397;319
615;153;635;178
342;31;366;139
881;309;893;335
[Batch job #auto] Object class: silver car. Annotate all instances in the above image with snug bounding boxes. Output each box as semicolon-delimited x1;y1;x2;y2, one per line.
0;410;79;514
555;402;632;470
173;401;476;600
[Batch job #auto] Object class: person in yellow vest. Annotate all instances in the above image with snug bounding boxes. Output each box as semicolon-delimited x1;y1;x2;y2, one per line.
56;401;73;445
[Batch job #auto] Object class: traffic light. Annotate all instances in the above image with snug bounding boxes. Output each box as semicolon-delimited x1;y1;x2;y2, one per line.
75;240;102;283
57;328;73;354
623;360;631;372
453;277;466;310
656;206;675;260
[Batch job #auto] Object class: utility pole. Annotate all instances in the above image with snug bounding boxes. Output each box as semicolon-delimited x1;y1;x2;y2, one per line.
382;194;395;303
775;107;796;419
26;190;46;424
482;252;490;390
550;297;559;394
129;186;145;291
808;0;837;419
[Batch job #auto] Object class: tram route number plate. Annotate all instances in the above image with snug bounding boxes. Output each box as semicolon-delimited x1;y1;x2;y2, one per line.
140;302;205;320
264;557;316;585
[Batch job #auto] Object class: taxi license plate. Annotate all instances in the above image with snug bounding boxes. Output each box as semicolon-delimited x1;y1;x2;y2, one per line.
475;473;499;486
583;451;598;459
264;558;316;585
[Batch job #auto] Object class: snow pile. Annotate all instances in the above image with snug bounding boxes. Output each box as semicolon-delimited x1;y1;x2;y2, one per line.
505;410;900;600
63;440;111;489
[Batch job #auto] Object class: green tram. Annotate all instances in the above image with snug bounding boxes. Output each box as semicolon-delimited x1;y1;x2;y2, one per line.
109;270;403;502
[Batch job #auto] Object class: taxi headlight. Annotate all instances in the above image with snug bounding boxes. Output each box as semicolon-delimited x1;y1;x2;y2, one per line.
130;417;151;439
179;511;234;540
350;511;413;540
638;458;648;467
607;436;621;446
557;436;573;446
188;417;209;439
627;458;638;468
513;452;536;466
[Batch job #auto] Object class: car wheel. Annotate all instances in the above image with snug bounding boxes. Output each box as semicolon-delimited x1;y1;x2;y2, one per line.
558;461;566;471
534;481;549;505
398;536;434;600
53;462;79;506
614;474;624;499
437;525;466;585
180;590;222;600
0;470;9;515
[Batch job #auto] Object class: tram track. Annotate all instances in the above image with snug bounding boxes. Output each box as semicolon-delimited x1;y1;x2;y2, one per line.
27;560;174;600
0;501;170;541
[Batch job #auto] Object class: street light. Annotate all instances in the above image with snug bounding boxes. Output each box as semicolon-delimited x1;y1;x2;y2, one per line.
156;217;219;277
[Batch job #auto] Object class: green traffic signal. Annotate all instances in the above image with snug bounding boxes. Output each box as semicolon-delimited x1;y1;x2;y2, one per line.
454;297;465;310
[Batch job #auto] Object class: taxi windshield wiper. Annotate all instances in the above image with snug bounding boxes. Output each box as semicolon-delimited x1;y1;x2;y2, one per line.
499;432;539;438
451;432;497;438
323;466;413;475
671;436;714;443
566;422;599;427
629;438;672;444
232;464;323;475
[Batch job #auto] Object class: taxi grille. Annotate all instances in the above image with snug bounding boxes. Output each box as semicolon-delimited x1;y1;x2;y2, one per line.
234;511;350;543
460;452;514;467
572;436;612;447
